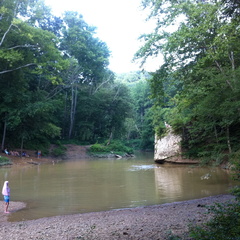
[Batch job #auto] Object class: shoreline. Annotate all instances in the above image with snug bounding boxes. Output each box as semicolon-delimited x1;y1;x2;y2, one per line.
0;194;236;240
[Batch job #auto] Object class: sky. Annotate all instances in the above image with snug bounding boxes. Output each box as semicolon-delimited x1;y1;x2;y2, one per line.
44;0;162;73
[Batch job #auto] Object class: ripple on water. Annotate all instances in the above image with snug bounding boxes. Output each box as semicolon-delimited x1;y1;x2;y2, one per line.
128;164;157;171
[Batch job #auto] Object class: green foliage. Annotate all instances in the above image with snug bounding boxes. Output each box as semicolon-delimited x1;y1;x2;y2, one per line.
165;230;182;240
189;201;240;240
0;156;11;165
51;144;67;157
125;139;142;150
136;0;240;162
0;0;134;151
107;140;133;154
69;82;133;143
231;186;240;200
0;1;155;153
230;151;240;181
61;11;110;80
89;144;108;153
118;72;155;150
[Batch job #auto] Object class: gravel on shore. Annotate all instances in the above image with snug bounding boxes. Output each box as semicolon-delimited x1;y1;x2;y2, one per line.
0;194;236;240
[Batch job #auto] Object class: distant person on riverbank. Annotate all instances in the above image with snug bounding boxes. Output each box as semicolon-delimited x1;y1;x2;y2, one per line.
37;150;41;159
2;181;10;213
9;150;20;156
4;149;9;155
22;151;29;157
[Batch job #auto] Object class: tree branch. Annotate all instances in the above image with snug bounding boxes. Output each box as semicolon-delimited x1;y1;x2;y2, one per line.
0;63;36;74
229;51;235;71
45;85;64;100
93;78;110;94
0;23;13;47
0;1;20;48
7;44;38;50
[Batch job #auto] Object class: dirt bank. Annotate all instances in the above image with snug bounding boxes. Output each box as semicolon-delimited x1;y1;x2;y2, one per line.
2;145;91;166
0;194;236;240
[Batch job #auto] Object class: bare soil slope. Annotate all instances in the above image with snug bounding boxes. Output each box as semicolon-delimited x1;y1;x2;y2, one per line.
61;144;90;159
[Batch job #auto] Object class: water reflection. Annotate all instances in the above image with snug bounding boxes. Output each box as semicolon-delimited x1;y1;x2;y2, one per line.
0;153;237;222
154;165;234;203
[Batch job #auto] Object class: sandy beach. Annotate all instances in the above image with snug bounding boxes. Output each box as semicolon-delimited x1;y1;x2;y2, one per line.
0;194;236;240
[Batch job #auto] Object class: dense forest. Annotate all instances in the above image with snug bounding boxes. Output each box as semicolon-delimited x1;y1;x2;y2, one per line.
0;0;154;154
136;0;240;165
1;0;240;166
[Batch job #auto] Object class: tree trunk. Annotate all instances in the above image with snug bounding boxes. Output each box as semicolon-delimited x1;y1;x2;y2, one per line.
62;91;68;138
107;131;113;146
229;51;235;75
226;126;232;154
68;85;78;139
1;118;7;151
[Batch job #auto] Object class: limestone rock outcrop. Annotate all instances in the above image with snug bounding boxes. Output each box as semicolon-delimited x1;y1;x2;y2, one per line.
154;127;181;163
154;125;198;164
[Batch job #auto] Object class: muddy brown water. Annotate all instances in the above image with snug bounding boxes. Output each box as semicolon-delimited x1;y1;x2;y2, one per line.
0;152;237;222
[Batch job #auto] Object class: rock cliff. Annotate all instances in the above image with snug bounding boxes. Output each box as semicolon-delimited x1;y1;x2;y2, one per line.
154;125;198;164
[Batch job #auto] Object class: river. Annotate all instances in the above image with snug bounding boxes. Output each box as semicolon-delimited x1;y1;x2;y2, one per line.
0;152;237;222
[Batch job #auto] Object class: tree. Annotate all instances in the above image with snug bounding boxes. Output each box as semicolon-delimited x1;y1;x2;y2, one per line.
61;12;110;84
59;11;112;139
0;0;65;149
0;1;132;150
136;0;240;160
115;71;155;149
76;82;133;143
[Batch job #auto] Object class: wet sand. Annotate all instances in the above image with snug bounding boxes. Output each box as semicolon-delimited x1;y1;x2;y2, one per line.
0;194;236;240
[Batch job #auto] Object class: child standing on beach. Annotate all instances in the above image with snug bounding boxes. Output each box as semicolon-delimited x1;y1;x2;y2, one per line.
2;181;10;213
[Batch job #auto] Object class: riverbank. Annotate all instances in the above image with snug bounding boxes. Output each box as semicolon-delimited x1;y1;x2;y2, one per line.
1;145;91;166
0;194;236;240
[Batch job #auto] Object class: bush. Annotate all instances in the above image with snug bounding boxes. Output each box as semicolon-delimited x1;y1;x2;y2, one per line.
89;144;109;153
189;200;240;240
107;140;133;154
0;156;12;165
51;144;67;157
231;186;240;200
